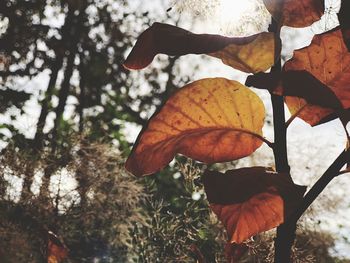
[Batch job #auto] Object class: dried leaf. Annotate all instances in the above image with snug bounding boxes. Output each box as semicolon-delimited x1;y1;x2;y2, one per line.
123;23;279;73
263;0;324;27
284;29;350;126
126;78;266;176
203;167;306;243
338;0;350;51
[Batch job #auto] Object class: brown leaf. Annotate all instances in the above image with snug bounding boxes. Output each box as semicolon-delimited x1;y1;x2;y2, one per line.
338;0;350;51
263;0;324;27
284;29;350;126
246;70;343;112
203;167;306;243
126;78;266;176
123;23;279;73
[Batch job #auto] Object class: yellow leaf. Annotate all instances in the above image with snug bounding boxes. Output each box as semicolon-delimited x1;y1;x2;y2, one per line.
210;32;279;73
126;78;266;176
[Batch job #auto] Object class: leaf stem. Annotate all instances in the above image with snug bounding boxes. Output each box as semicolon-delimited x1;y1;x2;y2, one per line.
338;168;350;176
285;104;307;128
232;128;273;148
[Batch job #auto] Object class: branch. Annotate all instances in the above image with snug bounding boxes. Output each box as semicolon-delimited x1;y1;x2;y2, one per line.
288;149;350;223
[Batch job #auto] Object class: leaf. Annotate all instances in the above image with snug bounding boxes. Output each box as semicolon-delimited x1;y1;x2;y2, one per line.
338;0;350;51
246;70;343;119
123;23;279;73
48;231;68;263
263;0;324;27
203;167;306;243
283;29;350;126
126;78;266;177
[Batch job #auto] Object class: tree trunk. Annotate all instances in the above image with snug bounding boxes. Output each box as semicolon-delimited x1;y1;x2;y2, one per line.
77;56;86;132
20;164;35;202
38;164;55;207
51;49;76;146
32;57;63;150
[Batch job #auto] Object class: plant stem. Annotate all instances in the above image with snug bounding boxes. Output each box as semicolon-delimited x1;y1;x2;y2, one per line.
268;19;294;263
272;94;295;263
271;93;290;173
268;17;350;261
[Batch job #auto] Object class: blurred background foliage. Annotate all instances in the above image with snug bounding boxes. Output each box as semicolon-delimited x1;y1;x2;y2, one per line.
0;0;349;262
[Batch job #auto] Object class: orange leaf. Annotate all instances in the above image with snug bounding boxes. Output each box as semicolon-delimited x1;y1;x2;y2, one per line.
126;78;266;176
48;231;68;263
263;0;324;27
203;167;306;243
284;29;350;126
338;0;350;51
123;23;279;73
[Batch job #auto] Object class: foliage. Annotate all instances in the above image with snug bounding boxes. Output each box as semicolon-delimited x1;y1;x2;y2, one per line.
0;137;148;262
133;179;226;262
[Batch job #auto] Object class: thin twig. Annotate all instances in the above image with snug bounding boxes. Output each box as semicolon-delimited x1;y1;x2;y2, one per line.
338;168;350;176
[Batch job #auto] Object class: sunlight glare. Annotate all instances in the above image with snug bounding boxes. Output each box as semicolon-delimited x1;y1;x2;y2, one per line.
218;0;257;23
216;0;268;36
174;0;269;36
